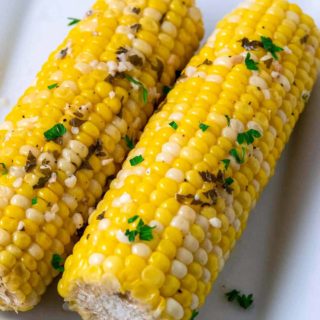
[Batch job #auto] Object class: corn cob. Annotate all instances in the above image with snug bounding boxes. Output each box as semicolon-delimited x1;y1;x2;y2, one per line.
0;0;203;312
59;0;320;319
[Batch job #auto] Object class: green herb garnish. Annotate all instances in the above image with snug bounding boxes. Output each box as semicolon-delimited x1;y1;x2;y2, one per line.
226;289;240;302
51;254;64;272
190;310;199;320
260;36;283;60
129;155;144;166
67;17;81;26
199;123;210;132
125;75;148;104
225;115;231;126
0;163;8;175
125;217;155;242
128;215;139;223
225;289;254;310
124;135;134;150
225;177;234;185
245;53;259;71
229;147;246;164
163;86;172;95
44;123;67;141
221;159;230;170
169;121;178;130
48;83;58;90
32;197;37;205
237;129;261;145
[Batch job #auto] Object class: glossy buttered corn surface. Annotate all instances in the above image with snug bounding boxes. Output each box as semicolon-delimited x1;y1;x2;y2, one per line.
0;0;203;311
60;0;320;319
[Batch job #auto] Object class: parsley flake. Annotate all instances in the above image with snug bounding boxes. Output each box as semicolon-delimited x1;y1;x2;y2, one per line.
260;36;283;60
190;310;199;320
221;159;230;170
128;215;139;223
125;217;155;242
163;86;172;95
67;17;81;26
125;75;148;104
44;123;67;141
245;53;259;71
199;123;210;132
237;129;261;145
124;135;134;150
129;155;144;166
225;177;234;185
229;147;246;164
225;289;254;309
0;163;8;175
48;83;58;90
169;121;178;130
31;197;37;205
226;289;240;302
51;254;64;272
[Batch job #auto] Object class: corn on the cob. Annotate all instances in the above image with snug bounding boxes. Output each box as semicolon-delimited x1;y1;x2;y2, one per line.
0;0;203;312
59;0;320;319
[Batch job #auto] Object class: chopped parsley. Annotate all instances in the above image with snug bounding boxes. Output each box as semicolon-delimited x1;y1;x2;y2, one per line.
125;216;155;242
129;155;144;166
225;115;231;126
44;123;67;141
260;36;283;60
199;123;210;132
128;215;139;223
237;129;261;145
225;177;234;185
229;147;246;164
0;163;8;175
225;289;254;309
221;159;230;170
124;135;135;150
169;121;178;130
245;53;259;71
67;17;81;26
125;75;148;104
163;86;172;95
51;254;64;272
48;83;58;90
31;197;38;205
190;310;199;320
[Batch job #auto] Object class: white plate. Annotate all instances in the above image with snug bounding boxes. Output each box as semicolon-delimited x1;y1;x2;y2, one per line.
0;1;320;319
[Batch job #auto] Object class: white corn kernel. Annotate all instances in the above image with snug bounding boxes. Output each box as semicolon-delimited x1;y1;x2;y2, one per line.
156;152;174;164
202;268;211;283
65;175;77;188
13;178;23;188
26;208;44;224
171;260;188;279
132;243;151;258
195;215;209;232
69;140;88;158
184;234;199;253
209;217;222;229
170;216;190;234
72;213;84;229
177;205;196;223
162;142;181;157
165;168;184;183
195;248;208;265
166;298;184;320
89;253;105;266
191;294;199;309
28;243;44;260
10;195;30;209
98;219;111;231
176;248;193;265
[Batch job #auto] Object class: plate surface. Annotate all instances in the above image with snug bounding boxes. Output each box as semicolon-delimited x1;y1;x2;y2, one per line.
0;1;320;319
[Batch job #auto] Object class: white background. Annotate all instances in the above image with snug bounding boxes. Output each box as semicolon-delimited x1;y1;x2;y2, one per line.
0;1;320;319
